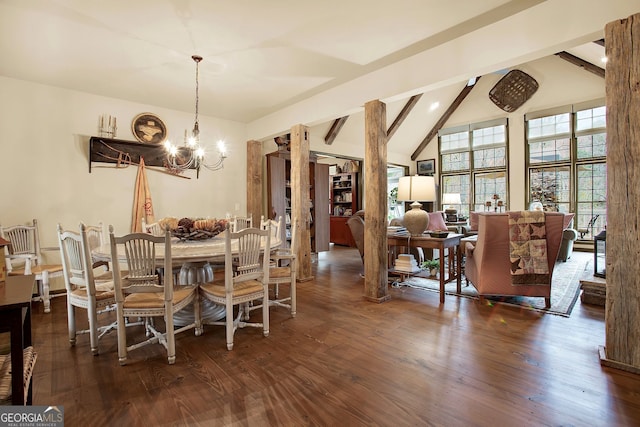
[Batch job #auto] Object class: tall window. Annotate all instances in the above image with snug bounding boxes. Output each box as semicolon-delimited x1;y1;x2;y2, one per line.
439;119;508;218
526;100;606;240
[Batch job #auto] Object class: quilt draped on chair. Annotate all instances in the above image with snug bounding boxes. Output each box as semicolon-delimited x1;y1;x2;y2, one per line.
508;211;549;285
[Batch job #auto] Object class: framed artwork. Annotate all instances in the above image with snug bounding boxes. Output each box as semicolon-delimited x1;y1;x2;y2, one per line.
132;112;167;144
417;159;435;176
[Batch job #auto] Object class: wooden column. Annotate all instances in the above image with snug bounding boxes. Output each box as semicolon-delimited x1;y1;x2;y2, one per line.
290;124;313;281
363;100;390;302
246;140;262;227
601;13;640;374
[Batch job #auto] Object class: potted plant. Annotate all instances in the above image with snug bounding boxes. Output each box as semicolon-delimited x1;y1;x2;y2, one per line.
421;259;440;277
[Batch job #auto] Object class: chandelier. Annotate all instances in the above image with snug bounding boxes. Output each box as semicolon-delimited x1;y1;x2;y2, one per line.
163;55;227;177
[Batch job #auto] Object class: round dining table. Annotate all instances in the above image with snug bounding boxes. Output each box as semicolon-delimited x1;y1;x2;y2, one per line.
92;231;282;324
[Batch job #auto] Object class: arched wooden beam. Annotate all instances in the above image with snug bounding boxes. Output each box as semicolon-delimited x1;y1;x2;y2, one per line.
411;77;481;161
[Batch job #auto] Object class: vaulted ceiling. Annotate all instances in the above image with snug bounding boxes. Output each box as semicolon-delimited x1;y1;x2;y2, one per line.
0;0;633;147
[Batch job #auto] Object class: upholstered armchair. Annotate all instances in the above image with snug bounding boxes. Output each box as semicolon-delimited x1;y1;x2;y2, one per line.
557;213;578;262
464;212;564;308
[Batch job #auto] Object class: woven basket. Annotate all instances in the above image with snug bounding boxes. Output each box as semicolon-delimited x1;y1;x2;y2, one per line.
489;69;539;112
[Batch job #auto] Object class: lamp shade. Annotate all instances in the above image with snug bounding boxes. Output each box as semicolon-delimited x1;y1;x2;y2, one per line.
397;176;436;202
442;193;461;205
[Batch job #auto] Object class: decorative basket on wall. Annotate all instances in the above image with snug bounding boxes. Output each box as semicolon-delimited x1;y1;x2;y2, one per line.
489;69;539;112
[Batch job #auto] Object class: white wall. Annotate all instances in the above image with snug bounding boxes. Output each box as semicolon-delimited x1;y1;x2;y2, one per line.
0;76;248;260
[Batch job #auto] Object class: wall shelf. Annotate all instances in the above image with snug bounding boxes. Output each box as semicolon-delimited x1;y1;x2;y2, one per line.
88;136;195;173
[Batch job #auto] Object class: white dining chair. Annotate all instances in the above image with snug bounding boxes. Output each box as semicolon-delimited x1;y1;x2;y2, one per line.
109;226;201;365
57;223;118;355
199;224;270;350
1;219;64;313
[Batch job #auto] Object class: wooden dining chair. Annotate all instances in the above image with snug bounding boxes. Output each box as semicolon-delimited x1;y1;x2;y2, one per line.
57;223;118;355
252;216;297;317
199;224;270;350
141;218;164;237
229;214;252;232
84;222;110;270
0;219;64;313
109;227;201;365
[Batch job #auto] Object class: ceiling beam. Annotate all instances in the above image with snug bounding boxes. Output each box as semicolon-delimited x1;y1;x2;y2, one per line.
324;116;349;145
410;77;481;161
387;94;423;141
555;51;605;78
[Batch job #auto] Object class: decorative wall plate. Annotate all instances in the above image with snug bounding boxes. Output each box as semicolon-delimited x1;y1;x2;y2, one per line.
489;70;539;112
131;112;167;144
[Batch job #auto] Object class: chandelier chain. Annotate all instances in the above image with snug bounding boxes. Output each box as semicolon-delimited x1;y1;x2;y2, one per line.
162;54;226;178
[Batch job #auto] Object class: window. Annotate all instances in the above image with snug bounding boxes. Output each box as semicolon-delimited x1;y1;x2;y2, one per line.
525;100;606;240
439;119;508;218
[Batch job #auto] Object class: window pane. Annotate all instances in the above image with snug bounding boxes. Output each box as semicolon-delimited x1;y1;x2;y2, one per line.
577;133;606;159
441;152;469;172
442;174;470;217
440;131;469;152
576;163;607;239
529;166;570;212
529;138;570;163
474;171;507;212
576;106;606;131
528;113;570;138
472;125;505;147
474;147;506;169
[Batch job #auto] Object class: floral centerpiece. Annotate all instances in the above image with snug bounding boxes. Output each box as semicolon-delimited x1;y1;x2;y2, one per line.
158;217;228;241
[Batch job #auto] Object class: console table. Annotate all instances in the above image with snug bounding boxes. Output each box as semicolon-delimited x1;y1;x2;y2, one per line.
0;275;35;405
387;232;463;304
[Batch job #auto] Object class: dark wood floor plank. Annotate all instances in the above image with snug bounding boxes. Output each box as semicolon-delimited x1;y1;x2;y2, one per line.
27;246;640;426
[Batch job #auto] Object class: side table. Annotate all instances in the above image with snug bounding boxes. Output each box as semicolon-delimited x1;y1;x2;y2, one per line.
446;221;469;234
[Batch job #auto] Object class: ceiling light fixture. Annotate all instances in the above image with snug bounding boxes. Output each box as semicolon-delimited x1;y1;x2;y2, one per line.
164;55;226;177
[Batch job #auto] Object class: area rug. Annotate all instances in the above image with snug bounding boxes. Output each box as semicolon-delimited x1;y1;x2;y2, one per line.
398;252;591;317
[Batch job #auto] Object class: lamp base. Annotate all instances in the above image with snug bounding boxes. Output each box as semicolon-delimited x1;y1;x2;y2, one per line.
403;201;430;236
445;207;458;222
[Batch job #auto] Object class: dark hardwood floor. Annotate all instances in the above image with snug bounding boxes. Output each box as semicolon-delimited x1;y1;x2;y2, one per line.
30;246;640;426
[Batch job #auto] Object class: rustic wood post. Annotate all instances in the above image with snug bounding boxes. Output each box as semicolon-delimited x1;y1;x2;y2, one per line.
601;13;640;374
246;140;262;227
364;100;390;302
290;124;313;281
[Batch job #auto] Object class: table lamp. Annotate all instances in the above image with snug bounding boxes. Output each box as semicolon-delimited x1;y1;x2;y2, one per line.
442;193;461;221
397;175;436;236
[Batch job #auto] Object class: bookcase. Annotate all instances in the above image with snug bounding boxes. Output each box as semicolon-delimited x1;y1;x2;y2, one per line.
330;172;359;246
266;149;329;253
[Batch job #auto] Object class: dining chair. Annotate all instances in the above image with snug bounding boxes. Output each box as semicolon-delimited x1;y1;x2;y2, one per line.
199;224;270;350
229;214;252;232
84;222;110;271
57;223;118;355
109;226;201;365
141;218;164;237
0;219;64;313
252;216;297;317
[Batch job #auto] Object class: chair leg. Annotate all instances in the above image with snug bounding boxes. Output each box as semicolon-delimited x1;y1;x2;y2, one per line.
40;270;51;313
194;294;202;337
116;304;128;366
87;303;100;356
67;300;77;346
290;275;297;318
262;287;270;338
545;297;551;308
165;302;176;365
225;302;234;351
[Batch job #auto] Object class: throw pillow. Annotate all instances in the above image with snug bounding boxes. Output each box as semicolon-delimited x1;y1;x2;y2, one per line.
428;211;448;231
